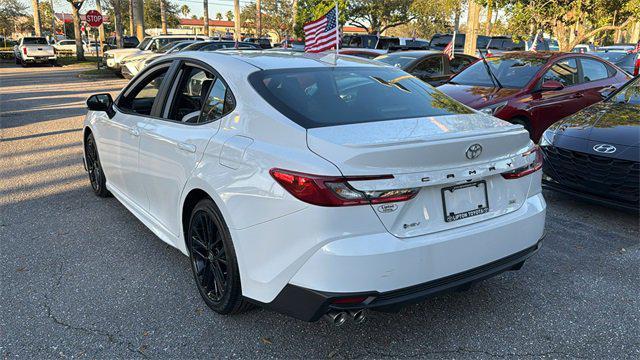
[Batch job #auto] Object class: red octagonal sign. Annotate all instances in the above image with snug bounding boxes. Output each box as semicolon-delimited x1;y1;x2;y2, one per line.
85;10;103;27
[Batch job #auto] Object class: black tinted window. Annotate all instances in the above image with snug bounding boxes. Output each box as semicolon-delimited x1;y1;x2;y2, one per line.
449;56;475;73
201;79;235;122
119;67;169;115
23;38;48;45
249;67;472;128
412;56;444;78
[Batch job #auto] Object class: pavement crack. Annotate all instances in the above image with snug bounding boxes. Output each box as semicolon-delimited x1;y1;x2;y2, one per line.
42;262;148;358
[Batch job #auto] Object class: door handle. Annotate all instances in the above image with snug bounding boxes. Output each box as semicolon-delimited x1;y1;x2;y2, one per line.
128;127;140;136
177;142;196;153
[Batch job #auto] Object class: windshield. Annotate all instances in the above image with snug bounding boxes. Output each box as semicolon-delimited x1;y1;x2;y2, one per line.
23;38;48;45
375;54;420;68
451;55;547;88
249;67;472;128
138;37;152;50
609;77;640;106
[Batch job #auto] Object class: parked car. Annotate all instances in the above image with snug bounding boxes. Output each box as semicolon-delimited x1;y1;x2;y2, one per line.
82;51;546;324
341;34;401;50
375;50;478;86
597;44;636;52
437;52;631;141
104;35;207;74
429;33;490;51
53;39;84;55
486;36;526;55
540;76;639;211
275;38;306;51
243;37;272;49
14;37;56;66
591;51;639;76
121;40;203;79
572;44;597;53
339;49;383;59
103;35;140;52
182;40;261;52
399;37;430;48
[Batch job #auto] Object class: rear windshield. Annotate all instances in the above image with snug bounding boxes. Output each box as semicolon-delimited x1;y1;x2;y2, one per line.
375;53;420;68
249;67;472;128
23;38;48;45
591;52;630;64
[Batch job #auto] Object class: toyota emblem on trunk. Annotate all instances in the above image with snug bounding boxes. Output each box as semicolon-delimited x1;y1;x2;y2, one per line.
466;144;483;159
593;144;617;154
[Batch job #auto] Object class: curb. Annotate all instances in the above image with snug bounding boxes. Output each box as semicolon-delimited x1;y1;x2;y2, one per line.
78;72;118;79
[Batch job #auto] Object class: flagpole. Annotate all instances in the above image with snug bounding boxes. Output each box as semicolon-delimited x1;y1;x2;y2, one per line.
452;31;456;58
335;1;339;63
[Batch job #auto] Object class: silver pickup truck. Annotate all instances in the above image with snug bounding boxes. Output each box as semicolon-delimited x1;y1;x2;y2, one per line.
14;37;57;66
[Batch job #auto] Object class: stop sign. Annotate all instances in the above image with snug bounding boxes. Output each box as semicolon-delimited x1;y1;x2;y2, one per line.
85;10;103;27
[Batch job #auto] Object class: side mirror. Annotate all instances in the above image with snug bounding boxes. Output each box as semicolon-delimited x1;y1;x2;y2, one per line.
87;94;115;118
541;80;564;91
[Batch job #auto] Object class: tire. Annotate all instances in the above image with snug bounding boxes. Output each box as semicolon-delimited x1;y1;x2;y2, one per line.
15;57;19;65
187;199;252;315
20;59;27;67
84;133;111;198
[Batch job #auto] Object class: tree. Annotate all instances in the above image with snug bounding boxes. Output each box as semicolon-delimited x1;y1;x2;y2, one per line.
143;0;179;29
409;0;459;38
107;0;126;48
347;0;415;34
159;0;167;34
203;0;209;35
180;4;190;18
215;12;222;20
37;0;54;35
66;0;85;60
31;0;41;36
226;10;234;21
294;0;349;38
0;0;27;39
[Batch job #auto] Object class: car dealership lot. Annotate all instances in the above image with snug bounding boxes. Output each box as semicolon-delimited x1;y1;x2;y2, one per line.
1;65;638;359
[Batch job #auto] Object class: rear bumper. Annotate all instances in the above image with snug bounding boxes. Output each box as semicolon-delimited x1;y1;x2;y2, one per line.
253;193;546;322
261;239;543;322
23;55;56;62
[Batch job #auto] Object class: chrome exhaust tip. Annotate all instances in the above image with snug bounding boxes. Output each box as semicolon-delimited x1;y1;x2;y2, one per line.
349;310;366;324
324;311;348;326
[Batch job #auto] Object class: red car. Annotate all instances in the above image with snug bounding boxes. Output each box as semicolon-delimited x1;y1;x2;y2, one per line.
437;51;631;141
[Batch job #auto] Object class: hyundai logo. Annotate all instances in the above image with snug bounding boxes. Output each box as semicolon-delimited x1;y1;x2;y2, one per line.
466;144;483;159
593;144;617;154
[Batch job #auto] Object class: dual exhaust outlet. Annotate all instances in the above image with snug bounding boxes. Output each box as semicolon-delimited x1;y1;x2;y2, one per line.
324;310;366;326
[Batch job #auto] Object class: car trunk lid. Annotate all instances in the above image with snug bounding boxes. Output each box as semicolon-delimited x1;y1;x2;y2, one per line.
307;114;535;238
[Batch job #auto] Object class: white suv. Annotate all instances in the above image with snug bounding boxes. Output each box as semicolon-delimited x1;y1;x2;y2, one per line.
82;51;546;324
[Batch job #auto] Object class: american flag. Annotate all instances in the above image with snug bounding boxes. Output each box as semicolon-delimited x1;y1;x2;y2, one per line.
633;41;640;54
304;6;339;53
443;32;456;60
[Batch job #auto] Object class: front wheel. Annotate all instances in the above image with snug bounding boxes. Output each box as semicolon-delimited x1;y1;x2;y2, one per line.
84;133;111;197
187;199;252;315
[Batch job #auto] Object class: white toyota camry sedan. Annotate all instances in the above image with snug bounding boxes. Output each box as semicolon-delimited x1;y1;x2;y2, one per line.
82;51;546;325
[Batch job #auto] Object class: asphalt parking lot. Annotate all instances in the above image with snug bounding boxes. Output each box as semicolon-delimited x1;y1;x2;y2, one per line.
1;64;638;359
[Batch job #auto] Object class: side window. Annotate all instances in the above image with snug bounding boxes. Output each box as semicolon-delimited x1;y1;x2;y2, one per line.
168;66;215;123
118;66;169;115
541;58;579;87
412;56;444;79
449;56;474;74
201;79;234;123
581;58;610;82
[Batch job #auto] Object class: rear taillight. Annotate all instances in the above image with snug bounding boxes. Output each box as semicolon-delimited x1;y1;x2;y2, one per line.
270;169;419;206
23;47;27;55
501;145;543;180
634;58;639;76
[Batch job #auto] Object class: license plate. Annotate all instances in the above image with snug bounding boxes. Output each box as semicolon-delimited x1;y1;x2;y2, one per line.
441;181;489;222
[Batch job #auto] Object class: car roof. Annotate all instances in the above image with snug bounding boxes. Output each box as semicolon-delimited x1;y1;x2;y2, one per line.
175;50;382;70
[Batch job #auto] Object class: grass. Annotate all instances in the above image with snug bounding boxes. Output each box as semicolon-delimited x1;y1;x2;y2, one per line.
79;68;117;78
57;56;103;67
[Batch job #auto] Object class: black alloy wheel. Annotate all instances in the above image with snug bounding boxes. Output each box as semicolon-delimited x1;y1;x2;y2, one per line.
188;199;251;315
84;134;110;197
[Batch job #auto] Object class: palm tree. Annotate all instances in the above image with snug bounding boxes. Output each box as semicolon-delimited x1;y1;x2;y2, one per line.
160;0;167;34
226;10;234;21
180;4;190;18
215;12;223;21
31;0;42;36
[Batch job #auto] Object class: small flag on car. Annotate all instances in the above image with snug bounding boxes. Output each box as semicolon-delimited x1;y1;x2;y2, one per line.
633;41;640;54
443;32;456;60
529;32;540;52
304;5;340;53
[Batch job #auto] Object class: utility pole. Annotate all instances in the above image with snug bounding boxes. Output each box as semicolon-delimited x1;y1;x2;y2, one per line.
160;0;168;34
133;0;145;41
32;0;42;36
234;0;240;41
256;0;261;38
203;0;209;36
129;0;135;36
464;0;481;56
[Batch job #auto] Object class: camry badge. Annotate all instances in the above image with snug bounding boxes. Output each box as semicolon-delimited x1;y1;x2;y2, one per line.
466;144;483;160
593;144;617;154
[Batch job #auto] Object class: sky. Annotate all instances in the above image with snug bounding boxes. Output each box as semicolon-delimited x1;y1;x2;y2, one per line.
18;0;249;18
